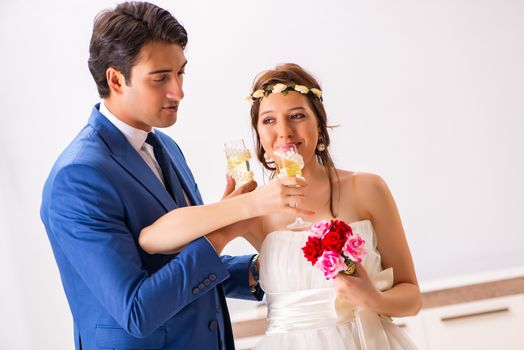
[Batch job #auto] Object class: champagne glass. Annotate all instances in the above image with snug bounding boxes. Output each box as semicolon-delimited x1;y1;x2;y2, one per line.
274;144;312;230
224;139;254;187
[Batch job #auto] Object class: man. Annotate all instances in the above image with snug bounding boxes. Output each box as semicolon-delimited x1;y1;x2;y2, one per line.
40;2;263;349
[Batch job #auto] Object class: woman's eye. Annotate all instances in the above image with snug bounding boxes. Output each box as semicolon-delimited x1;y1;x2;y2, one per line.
262;118;274;125
291;113;305;119
178;70;186;76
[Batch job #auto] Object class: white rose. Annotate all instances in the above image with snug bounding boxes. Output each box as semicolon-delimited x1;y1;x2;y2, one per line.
246;95;254;105
272;83;288;93
310;88;322;98
294;85;309;94
252;89;265;98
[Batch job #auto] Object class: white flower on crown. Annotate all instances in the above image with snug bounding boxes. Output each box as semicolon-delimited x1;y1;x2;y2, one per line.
310;88;322;98
253;89;265;98
247;84;323;104
272;83;288;93
294;85;309;94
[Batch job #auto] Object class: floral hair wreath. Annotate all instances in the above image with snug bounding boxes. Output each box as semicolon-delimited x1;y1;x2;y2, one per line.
246;83;323;105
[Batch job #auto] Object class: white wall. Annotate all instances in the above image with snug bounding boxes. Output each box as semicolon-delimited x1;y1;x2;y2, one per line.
1;0;523;348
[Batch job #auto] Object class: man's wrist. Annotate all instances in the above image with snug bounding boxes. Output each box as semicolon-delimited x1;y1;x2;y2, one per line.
205;233;224;255
249;254;260;292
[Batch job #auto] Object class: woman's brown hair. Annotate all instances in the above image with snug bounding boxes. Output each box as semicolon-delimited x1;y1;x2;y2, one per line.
249;63;339;217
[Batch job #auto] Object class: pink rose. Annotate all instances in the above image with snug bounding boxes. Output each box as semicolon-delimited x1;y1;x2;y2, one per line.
309;220;331;238
315;251;346;280
342;234;367;263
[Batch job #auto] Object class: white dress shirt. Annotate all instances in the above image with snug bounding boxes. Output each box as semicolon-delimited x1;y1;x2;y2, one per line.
99;102;165;185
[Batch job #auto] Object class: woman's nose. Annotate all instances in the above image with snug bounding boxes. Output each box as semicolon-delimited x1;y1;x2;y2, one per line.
277;120;293;139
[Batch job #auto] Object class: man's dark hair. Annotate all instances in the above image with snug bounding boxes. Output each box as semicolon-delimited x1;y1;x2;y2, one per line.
88;1;188;98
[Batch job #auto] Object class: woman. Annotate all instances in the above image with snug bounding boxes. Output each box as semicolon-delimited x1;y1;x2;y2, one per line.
140;63;422;349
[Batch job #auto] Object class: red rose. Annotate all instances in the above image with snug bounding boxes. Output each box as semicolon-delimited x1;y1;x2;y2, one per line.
321;230;346;253
331;220;352;237
321;220;352;253
302;237;323;265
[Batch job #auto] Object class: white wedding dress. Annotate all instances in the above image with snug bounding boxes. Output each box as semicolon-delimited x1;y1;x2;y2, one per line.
254;219;417;350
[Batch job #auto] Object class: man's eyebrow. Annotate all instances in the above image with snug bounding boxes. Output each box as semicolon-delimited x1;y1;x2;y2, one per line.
148;60;188;75
148;69;172;75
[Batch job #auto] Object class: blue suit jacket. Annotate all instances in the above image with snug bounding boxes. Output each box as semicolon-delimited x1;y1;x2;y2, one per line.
41;104;258;349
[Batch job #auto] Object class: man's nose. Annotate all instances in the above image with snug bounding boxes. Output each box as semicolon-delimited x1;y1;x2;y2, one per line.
167;78;184;101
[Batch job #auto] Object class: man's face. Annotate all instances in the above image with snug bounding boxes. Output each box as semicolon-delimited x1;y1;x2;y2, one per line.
119;41;187;131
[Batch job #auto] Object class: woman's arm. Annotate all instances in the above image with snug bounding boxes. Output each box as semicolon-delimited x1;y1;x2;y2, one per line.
335;173;422;317
139;175;312;255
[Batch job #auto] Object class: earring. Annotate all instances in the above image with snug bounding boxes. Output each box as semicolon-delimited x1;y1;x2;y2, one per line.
316;142;326;152
263;152;273;162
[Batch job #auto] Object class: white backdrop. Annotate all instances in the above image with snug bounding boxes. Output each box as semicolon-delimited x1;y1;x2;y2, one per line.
1;0;523;348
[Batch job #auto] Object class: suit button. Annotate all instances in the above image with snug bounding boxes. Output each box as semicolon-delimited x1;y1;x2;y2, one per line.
198;283;205;290
192;287;200;294
209;320;217;331
209;274;216;281
204;278;211;285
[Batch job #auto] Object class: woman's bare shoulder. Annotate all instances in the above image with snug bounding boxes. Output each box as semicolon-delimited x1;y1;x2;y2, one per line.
336;169;389;217
335;169;386;190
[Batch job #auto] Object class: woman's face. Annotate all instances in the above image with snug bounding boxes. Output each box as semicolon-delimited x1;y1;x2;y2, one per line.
257;91;319;166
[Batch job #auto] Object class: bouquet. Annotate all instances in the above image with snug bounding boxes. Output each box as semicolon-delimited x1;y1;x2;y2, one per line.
301;219;367;280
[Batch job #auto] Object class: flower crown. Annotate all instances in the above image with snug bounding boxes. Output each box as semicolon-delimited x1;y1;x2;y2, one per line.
247;83;323;105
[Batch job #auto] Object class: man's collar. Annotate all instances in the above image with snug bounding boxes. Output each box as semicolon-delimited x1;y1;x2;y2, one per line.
99;101;150;152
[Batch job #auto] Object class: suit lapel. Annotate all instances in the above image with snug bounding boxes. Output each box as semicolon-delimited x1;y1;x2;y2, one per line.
155;130;203;206
169;152;199;206
88;105;176;212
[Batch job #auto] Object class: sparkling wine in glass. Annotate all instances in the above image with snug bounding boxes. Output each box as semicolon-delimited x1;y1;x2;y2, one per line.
224;139;254;187
274;143;312;230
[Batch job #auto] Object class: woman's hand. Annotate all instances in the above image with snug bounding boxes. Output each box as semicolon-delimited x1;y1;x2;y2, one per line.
334;264;382;310
248;175;315;217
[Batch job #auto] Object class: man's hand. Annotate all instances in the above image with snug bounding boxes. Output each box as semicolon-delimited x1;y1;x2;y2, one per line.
222;175;257;200
206;216;254;254
206;176;258;254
